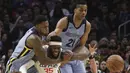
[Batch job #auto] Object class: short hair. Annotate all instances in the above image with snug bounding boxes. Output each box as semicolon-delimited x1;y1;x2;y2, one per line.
73;0;87;9
33;15;48;26
50;36;61;42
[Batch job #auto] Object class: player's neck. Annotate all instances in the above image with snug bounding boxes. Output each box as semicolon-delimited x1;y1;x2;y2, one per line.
73;14;83;27
73;14;82;21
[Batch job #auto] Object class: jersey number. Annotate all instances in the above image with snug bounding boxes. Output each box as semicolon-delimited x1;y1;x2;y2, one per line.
44;68;53;73
66;39;76;47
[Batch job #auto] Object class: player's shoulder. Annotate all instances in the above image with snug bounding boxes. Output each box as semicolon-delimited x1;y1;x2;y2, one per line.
26;34;42;48
28;34;39;40
56;16;68;29
59;14;72;22
59;16;68;22
27;34;41;43
85;20;91;28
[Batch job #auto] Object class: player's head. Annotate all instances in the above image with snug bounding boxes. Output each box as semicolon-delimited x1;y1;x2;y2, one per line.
48;36;62;59
33;15;49;36
74;1;87;20
106;55;124;73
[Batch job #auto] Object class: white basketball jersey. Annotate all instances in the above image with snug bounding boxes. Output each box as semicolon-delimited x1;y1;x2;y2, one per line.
60;15;86;51
35;61;60;73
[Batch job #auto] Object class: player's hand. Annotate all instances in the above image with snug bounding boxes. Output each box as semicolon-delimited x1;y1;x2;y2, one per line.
60;50;73;67
88;44;97;56
63;50;73;62
46;32;56;41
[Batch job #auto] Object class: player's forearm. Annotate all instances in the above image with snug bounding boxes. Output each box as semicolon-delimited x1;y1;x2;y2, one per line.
89;58;97;73
70;52;91;61
71;46;91;60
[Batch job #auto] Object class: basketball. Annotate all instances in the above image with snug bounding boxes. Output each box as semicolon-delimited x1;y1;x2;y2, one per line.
106;55;124;72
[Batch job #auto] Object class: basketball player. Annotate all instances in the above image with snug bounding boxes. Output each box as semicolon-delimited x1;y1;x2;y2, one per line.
48;1;97;73
35;36;63;73
18;37;97;73
5;15;73;73
18;36;97;73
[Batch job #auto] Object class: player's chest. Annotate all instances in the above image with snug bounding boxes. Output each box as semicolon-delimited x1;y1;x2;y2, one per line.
66;23;85;37
39;64;59;73
39;64;59;68
64;26;84;37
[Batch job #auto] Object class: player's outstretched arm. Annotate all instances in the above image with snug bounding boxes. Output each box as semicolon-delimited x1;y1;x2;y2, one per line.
88;44;97;73
71;46;90;60
27;34;71;65
89;58;97;73
70;44;97;61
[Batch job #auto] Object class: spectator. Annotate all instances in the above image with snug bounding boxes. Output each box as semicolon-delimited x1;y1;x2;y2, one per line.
109;31;117;40
1;32;11;58
41;5;50;20
32;5;41;18
49;0;69;18
118;2;129;23
4;49;13;66
106;11;120;33
0;61;5;73
31;0;41;7
3;14;13;32
125;50;130;70
95;60;102;73
49;1;64;32
10;19;28;49
26;8;34;22
120;37;128;52
98;38;109;60
100;60;108;73
22;11;33;29
108;39;118;54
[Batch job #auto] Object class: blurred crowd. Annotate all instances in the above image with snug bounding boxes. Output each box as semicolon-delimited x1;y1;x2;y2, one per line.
0;0;130;73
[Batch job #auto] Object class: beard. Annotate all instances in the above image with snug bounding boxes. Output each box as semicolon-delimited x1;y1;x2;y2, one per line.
47;48;59;59
40;31;48;36
40;28;49;36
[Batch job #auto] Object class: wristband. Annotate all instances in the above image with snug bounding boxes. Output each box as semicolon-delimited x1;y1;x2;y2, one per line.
89;54;95;59
89;55;94;59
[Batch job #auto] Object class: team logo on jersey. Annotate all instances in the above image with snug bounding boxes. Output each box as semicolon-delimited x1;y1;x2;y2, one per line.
65;32;81;37
40;64;58;68
68;26;73;29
